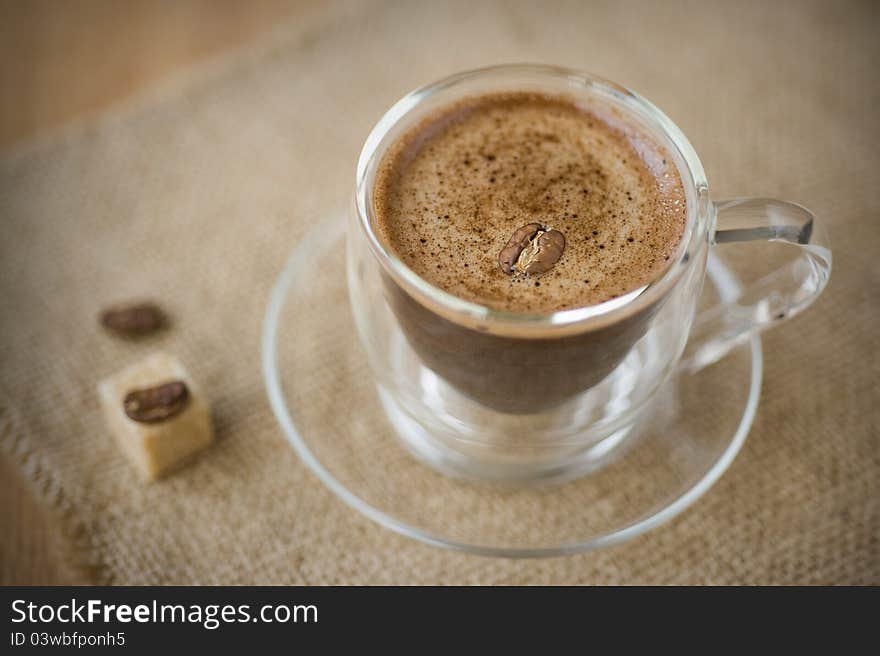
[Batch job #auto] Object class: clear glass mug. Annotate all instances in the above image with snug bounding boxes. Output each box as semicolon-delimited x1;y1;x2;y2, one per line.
348;64;831;484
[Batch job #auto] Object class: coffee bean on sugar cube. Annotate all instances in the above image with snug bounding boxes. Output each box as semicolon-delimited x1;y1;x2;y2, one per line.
98;352;213;480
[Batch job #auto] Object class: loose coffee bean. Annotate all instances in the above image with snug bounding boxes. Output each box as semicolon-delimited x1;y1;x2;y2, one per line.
123;380;189;423
100;302;166;337
499;224;565;276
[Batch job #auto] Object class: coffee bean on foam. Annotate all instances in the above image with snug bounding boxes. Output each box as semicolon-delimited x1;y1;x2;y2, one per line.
498;223;566;277
373;92;687;314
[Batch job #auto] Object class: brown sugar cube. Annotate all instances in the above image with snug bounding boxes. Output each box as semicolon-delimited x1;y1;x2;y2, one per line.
98;352;213;480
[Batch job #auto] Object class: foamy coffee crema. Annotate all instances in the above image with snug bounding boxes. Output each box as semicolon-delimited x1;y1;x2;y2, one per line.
373;92;687;314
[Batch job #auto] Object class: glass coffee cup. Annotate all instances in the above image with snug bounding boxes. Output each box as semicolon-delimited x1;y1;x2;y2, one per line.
348;64;831;483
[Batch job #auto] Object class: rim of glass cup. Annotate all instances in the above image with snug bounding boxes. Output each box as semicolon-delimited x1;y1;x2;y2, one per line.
355;63;710;333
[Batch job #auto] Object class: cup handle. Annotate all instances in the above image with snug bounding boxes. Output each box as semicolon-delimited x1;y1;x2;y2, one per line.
679;198;832;372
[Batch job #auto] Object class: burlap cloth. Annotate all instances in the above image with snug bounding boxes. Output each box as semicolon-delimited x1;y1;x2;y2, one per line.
1;0;877;584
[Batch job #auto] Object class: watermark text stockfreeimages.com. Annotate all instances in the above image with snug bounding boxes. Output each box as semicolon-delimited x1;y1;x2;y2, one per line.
10;598;317;630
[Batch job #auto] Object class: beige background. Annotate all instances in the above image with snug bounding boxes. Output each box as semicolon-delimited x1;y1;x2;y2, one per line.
0;0;314;585
1;0;878;584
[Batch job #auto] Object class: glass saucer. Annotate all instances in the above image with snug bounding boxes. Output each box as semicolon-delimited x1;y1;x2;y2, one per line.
262;216;761;556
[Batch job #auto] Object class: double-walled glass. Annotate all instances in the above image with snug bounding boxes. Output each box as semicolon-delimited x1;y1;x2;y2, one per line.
348;65;830;483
